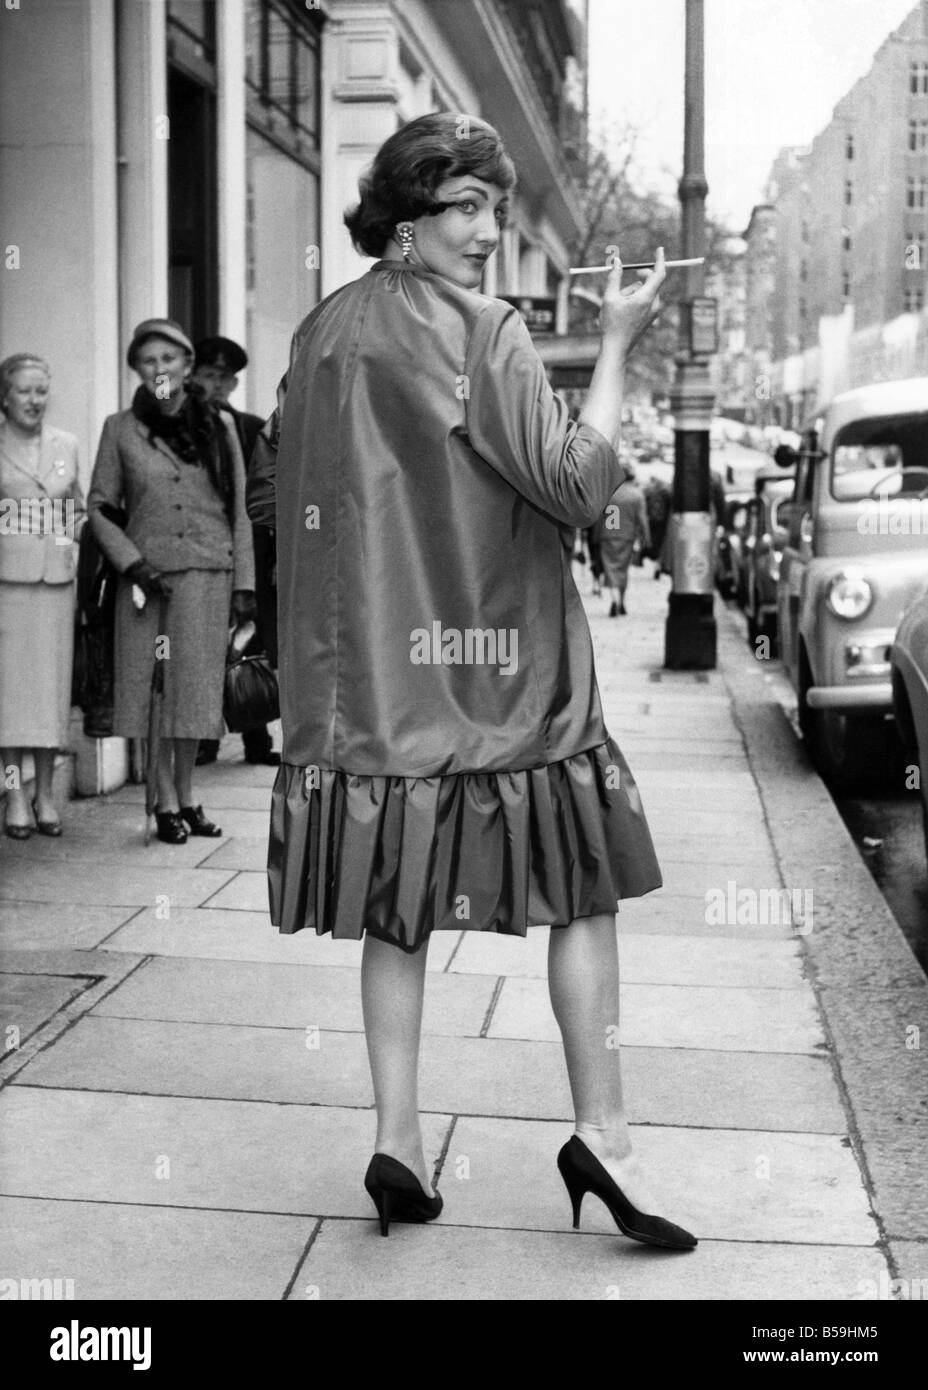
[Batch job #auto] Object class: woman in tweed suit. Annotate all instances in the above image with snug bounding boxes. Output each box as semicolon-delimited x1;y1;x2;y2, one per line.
88;319;255;845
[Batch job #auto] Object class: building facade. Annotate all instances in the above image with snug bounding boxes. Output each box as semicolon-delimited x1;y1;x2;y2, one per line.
742;0;928;426
1;0;589;484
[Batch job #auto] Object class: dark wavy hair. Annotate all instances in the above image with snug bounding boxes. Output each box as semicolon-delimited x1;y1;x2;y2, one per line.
344;112;516;259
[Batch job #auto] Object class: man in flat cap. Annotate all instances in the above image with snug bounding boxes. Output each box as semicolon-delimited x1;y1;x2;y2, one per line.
193;336;279;766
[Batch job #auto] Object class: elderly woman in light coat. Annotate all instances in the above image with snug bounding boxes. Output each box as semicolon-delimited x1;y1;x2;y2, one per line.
88;319;255;845
0;354;83;838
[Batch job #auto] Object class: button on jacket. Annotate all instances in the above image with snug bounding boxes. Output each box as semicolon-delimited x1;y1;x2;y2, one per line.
0;422;84;584
88;409;254;591
247;259;627;778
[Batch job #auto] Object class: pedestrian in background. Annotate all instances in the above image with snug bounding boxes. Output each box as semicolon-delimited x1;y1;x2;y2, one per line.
0;353;83;838
192;336;279;768
248;112;695;1251
88;319;255;845
592;466;651;616
643;473;671;579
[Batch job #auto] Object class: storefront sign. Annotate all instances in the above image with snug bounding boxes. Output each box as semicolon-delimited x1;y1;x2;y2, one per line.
500;295;557;334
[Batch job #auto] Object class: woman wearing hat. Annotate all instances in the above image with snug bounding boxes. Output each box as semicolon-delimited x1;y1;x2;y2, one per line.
0;353;83;838
248;114;696;1250
88;320;255;844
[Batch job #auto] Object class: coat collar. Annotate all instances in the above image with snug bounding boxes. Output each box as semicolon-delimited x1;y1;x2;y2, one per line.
132;415;184;466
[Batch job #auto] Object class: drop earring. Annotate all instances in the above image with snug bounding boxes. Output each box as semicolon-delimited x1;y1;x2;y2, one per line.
396;221;414;262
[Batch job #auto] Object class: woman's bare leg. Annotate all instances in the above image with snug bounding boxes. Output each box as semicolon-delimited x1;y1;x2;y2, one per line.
155;739;176;812
32;747;59;824
172;738;199;809
361;932;433;1192
548;913;661;1212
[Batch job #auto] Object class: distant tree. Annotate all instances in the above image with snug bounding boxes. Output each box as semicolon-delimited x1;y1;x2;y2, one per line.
571;128;738;402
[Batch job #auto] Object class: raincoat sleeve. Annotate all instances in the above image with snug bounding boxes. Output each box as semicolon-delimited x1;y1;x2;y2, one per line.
462;302;625;529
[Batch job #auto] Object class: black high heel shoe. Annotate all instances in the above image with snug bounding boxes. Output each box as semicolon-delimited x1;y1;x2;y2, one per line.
363;1153;443;1238
155;810;188;845
179;804;222;837
557;1135;697;1251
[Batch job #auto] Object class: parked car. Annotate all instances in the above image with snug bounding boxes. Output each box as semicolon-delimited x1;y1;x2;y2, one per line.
776;378;928;787
890;583;928;864
715;494;752;601
741;468;796;649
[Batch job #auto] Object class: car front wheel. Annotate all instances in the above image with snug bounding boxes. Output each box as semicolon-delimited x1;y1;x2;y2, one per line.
811;707;888;790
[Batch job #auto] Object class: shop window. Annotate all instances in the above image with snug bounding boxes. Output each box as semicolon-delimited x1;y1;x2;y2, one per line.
246;0;322;163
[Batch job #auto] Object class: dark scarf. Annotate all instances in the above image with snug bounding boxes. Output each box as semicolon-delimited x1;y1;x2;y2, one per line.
131;382;236;525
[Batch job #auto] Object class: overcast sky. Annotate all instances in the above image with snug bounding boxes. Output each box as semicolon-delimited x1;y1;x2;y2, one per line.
588;0;917;232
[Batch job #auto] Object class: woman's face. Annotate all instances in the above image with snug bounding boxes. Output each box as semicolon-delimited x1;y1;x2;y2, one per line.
3;366;50;433
409;175;509;288
134;337;191;401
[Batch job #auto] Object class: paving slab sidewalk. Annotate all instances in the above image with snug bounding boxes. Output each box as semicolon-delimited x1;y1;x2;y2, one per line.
1;563;926;1301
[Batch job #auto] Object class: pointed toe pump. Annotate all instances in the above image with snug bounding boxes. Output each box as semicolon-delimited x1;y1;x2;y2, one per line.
557;1136;697;1252
363;1154;443;1238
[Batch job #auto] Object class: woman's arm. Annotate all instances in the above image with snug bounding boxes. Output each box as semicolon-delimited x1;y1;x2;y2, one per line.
224;415;255;593
87;417;144;573
578;249;666;450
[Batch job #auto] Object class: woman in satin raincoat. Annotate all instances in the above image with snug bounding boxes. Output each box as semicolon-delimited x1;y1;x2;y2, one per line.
247;113;696;1251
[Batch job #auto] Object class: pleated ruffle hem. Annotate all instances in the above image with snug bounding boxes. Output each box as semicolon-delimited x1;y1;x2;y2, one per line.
266;735;661;952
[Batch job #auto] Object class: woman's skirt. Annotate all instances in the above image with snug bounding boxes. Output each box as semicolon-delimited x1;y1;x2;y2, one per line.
267;735;662;952
0;579;74;748
113;568;232;739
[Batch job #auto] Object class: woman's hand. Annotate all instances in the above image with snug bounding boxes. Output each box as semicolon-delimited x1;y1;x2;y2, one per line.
124;558;173;599
231;589;257;623
599;246;666;354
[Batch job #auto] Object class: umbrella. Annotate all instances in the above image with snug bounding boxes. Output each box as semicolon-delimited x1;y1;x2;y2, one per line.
144;591;170;846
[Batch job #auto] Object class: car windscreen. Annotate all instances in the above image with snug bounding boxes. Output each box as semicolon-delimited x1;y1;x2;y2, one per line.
830;411;928;501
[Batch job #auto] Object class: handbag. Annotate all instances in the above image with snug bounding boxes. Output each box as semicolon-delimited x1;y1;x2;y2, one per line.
222;620;280;732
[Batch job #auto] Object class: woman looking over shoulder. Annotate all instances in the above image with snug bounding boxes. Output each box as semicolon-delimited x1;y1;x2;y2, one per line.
248;113;695;1251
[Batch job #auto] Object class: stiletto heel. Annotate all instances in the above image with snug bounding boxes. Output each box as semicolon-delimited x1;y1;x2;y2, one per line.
371;1186;394;1237
557;1135;697;1251
363;1153;443;1238
556;1150;586;1229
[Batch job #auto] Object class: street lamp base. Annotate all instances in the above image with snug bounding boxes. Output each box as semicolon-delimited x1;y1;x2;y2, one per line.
664;592;717;670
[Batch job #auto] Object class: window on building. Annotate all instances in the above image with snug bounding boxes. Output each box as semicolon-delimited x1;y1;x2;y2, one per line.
245;0;322;159
801;220;810;243
844;179;853;206
799;297;807;320
842;271;851;300
911;61;928;95
909;118;928;152
904;286;925;311
846;133;854;159
799;260;808;282
907;175;928;209
842;227;851;253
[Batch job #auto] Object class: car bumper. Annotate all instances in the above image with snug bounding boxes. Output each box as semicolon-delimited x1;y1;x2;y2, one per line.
806;683;892;711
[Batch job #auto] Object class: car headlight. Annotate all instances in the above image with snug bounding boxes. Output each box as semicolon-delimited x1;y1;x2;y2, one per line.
826;569;873;621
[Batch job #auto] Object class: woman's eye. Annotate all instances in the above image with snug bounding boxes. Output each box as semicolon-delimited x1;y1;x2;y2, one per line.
455;200;477;214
